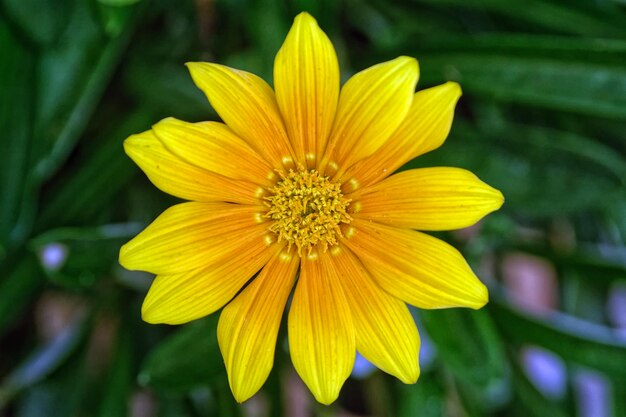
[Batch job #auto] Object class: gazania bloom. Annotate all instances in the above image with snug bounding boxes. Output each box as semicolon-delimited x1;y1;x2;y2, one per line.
120;12;503;404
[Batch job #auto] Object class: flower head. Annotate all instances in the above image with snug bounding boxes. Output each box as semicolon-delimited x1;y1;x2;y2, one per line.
119;12;504;405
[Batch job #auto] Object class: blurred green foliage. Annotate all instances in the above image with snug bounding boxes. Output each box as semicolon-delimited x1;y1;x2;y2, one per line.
1;0;626;416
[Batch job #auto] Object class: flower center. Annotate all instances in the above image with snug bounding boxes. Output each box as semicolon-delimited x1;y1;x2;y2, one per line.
265;169;352;256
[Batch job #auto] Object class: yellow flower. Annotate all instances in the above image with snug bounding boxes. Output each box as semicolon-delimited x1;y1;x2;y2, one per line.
119;12;504;405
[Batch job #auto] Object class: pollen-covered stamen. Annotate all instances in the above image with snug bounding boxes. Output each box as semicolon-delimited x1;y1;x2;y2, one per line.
265;169;352;256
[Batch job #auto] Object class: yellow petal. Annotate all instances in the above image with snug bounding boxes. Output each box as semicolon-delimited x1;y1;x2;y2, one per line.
330;246;420;384
152;118;274;185
352;167;504;230
341;82;462;191
321;56;418;175
124;130;262;204
218;249;299;402
141;238;277;325
119;202;267;275
187;62;295;169
274;12;340;168
288;252;356;404
343;219;488;309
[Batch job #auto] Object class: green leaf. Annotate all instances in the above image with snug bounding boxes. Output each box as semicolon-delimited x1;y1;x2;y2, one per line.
124;60;214;121
414;34;626;63
36;110;153;230
213;381;244;417
418;53;626;120
97;1;141;37
31;2;139;177
248;0;289;61
612;378;626;417
139;315;224;393
156;397;195;417
96;320;134;417
98;0;142;6
397;376;445;417
490;295;626;378
0;19;35;251
11;1;142;243
420;309;510;410
0;253;44;334
344;1;405;50
2;0;72;45
346;0;462;50
407;0;626;37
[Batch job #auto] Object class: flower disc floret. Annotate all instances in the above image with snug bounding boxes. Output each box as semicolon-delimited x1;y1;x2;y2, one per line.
265;169;352;255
